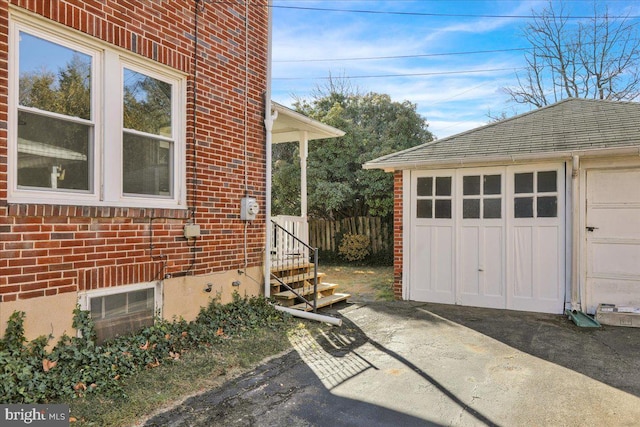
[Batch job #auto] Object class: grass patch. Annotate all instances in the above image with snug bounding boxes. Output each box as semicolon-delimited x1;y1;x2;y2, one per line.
322;265;394;302
68;326;294;426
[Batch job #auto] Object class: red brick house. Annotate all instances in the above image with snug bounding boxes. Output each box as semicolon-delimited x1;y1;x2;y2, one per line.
0;0;273;342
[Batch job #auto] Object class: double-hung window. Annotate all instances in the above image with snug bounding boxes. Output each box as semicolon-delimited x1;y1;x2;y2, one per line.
9;14;186;208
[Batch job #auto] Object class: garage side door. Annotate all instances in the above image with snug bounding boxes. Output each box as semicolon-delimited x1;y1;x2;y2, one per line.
585;169;640;313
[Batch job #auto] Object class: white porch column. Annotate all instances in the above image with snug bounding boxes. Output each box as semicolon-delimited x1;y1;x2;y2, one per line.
300;130;309;218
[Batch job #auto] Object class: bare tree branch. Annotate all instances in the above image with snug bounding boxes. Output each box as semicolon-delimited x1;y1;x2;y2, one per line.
504;0;640;106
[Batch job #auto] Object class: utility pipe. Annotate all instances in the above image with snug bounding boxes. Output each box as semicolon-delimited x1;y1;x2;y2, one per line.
274;305;343;326
264;104;275;298
570;155;580;312
300;130;309;219
263;0;274;299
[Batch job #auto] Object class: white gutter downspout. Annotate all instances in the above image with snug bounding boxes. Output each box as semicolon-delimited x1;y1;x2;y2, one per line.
300;130;309;219
274;305;342;326
570;155;580;311
264;0;274;299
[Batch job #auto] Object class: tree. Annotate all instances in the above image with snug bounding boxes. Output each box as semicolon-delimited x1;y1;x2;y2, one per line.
272;82;433;219
505;1;640;107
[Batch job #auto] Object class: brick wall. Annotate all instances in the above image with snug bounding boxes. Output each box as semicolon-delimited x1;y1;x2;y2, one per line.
0;1;268;302
393;171;403;299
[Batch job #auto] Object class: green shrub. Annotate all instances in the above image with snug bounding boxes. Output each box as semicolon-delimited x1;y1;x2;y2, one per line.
338;233;371;262
0;293;290;403
0;312;51;402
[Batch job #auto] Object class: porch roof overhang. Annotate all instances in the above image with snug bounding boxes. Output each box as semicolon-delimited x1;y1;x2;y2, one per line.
271;101;345;144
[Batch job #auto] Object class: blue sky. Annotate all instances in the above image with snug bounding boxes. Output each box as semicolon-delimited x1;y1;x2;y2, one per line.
271;1;640;139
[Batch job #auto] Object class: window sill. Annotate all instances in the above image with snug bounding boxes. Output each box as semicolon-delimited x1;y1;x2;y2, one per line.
7;203;190;220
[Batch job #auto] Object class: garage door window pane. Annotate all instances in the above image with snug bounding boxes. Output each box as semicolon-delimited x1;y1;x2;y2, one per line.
417;177;432;196
537;171;557;192
463;176;480;195
514;170;558;219
417;176;452;219
463;199;480;218
515;173;533;193
537;196;557;217
484;175;501;195
515;197;533;218
435;200;451;218
484;198;501;218
436;177;451;196
463;174;502;219
417;199;432;218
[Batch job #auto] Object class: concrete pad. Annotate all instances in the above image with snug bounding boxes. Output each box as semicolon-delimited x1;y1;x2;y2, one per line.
325;302;640;426
145;301;640;426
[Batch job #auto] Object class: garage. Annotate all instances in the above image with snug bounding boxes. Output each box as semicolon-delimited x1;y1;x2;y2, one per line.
364;98;640;315
409;165;565;313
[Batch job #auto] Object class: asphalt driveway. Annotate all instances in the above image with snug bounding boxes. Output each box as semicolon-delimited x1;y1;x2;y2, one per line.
145;301;640;426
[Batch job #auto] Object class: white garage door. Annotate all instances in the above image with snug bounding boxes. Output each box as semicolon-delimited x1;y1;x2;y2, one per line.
585;169;640;313
409;165;565;314
508;167;565;313
410;172;455;304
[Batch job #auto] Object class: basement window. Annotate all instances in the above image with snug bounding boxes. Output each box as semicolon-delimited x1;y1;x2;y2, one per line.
79;282;162;344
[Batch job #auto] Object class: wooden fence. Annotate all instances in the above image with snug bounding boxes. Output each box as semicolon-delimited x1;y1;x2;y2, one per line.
308;217;392;254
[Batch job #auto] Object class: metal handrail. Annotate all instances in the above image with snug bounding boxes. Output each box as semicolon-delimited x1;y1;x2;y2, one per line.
271;220;318;312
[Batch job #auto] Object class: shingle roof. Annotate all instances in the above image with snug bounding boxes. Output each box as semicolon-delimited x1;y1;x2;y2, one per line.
363;98;640;170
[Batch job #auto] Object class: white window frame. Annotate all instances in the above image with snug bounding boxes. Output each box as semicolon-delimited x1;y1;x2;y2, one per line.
8;11;187;209
78;281;163;320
